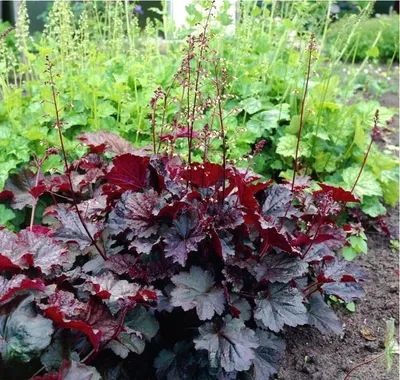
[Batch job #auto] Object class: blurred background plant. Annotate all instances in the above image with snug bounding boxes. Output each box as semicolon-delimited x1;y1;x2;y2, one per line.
0;0;398;236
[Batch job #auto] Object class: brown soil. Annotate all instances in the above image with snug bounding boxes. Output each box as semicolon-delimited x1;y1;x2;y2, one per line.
276;69;400;380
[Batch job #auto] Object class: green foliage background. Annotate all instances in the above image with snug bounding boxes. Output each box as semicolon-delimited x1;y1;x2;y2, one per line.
0;0;398;218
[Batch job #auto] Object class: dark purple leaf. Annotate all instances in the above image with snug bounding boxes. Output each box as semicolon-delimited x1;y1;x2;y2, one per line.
164;209;206;266
252;329;286;380
229;294;251;321
254;252;308;283
261;185;299;220
0;168;43;209
318;260;366;283
302;242;335;262
322;282;365;302
254;284;308;332
108;189;163;238
105;154;150;191
282;175;311;191
46;207;102;250
170;266;226;320
307;293;343;335
194;315;259;372
105;254;137;275
209;195;244;230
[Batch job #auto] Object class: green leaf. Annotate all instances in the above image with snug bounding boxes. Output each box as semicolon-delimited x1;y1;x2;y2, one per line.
0;204;15;225
97;101;117;118
353;121;366;149
385;318;399;372
285;115;300;135
341;167;382;199
313;152;336;173
0;295;54;362
241;97;262;115
382;180;399;206
345;302;356;313
348;236;368;254
366;46;379;58
259;105;290;131
360;196;386;217
276;135;310;158
342;246;358;261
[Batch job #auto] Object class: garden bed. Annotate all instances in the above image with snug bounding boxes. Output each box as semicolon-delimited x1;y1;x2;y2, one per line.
277;84;399;380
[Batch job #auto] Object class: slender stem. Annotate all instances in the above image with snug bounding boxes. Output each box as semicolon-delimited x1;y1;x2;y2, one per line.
29;162;42;231
292;35;314;192
350;139;373;194
214;61;227;203
46;58;106;260
302;219;323;260
187;5;214;167
335;110;379;222
343;352;384;380
29;365;45;379
151;107;157;154
81;348;96;364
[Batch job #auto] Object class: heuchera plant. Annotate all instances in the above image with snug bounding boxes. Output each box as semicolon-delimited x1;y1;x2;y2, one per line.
0;3;369;379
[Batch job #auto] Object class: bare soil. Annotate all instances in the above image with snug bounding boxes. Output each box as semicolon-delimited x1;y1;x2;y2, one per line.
276;70;399;380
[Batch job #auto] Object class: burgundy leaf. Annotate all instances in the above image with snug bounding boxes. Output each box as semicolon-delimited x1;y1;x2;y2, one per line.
0;274;45;303
79;131;148;156
83;272;157;303
41;291;102;348
41;174;71;193
105;154;150;191
315;184;360;203
160;126;199;142
0;228;70;274
84;299;121;343
180;162;227;188
229;169;273;209
260;228;295;254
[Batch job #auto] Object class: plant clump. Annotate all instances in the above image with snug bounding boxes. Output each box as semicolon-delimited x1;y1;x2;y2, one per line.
0;2;375;379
